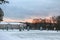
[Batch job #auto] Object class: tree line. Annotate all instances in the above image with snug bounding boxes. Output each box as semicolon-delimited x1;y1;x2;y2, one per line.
25;16;60;30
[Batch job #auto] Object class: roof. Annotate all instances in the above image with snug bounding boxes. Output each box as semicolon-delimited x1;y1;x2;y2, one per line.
0;22;23;25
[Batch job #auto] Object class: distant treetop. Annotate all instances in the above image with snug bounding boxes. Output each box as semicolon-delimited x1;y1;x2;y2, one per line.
0;0;9;4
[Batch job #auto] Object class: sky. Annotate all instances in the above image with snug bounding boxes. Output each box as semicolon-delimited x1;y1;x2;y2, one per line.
0;0;60;22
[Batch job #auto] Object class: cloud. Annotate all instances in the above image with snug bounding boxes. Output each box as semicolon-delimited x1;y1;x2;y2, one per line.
3;17;22;22
0;0;60;20
3;17;33;23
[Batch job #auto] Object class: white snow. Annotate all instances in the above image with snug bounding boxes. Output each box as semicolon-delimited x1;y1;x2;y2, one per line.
0;30;60;40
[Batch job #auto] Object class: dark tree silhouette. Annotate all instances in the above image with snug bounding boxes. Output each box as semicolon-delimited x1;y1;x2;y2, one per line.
56;16;60;30
0;8;4;21
0;0;9;21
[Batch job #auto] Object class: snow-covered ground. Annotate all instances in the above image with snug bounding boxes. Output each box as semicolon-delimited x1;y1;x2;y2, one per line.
0;30;60;40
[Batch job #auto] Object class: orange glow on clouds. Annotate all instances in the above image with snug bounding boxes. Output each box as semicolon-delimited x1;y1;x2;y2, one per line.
3;18;33;23
24;19;33;23
3;18;22;22
3;16;57;23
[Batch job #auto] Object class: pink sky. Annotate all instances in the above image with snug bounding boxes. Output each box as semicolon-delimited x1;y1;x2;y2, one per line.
3;17;33;23
3;18;22;22
3;16;55;23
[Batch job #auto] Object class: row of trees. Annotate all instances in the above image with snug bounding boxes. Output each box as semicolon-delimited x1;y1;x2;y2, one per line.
25;16;60;30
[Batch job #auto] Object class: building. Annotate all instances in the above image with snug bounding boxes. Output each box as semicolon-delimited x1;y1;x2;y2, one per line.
0;22;26;29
